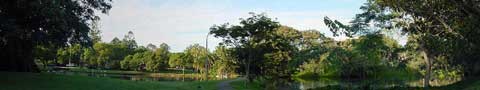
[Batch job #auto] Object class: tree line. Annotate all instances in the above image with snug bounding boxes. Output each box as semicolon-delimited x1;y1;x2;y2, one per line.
2;0;480;89
34;29;238;77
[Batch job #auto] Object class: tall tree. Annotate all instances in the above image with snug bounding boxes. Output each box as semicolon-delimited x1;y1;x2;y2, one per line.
211;45;238;78
146;43;157;51
123;31;137;50
324;0;480;88
0;0;112;72
184;44;208;74
146;43;170;72
89;20;102;43
210;13;301;84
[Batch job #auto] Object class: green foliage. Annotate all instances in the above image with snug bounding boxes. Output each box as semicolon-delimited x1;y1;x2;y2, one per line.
211;45;238;77
168;53;186;68
34;44;58;68
297;34;406;79
118;42;170;72
82;48;97;67
151;43;170;71
0;0;112;72
120;52;144;71
93;42;113;68
55;44;83;65
210;13;303;81
183;44;208;73
320;0;480;87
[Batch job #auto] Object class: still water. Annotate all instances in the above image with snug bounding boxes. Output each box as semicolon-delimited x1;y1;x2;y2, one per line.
49;70;455;90
49;70;208;81
294;78;417;90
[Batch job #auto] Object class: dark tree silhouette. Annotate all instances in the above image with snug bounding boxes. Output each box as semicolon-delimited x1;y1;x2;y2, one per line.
0;0;112;72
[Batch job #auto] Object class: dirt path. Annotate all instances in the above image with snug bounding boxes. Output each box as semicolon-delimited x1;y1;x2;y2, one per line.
217;78;244;90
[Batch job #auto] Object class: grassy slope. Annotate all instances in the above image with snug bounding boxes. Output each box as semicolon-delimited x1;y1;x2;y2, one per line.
0;72;222;90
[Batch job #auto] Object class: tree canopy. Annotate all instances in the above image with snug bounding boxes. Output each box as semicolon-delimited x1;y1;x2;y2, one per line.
0;0;112;72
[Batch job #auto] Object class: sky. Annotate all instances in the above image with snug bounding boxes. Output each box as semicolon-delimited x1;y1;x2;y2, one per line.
98;0;375;52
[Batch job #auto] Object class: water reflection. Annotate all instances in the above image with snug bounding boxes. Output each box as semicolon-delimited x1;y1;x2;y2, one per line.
49;70;458;90
294;77;419;90
49;70;219;82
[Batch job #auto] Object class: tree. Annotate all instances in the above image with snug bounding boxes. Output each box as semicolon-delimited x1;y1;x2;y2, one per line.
351;0;480;88
67;44;83;66
81;47;97;68
120;55;134;70
155;43;170;68
143;51;156;72
90;20;103;43
93;42;113;68
323;0;480;88
168;53;185;68
34;44;58;69
130;52;146;71
211;45;238;78
123;31;138;51
111;37;122;45
146;43;157;51
145;43;170;72
210;13;302;84
0;0;112;72
55;44;83;66
184;44;208;74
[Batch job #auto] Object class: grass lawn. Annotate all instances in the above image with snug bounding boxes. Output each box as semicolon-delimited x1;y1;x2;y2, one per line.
0;72;224;90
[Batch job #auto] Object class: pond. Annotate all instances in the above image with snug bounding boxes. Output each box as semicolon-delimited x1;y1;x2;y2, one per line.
219;77;426;90
47;69;458;90
293;78;416;90
278;77;458;90
48;69;223;82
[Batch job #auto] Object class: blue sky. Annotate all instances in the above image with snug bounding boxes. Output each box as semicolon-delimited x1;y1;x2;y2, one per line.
99;0;369;52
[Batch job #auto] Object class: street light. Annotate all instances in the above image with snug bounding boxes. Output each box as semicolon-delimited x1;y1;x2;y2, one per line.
205;33;210;81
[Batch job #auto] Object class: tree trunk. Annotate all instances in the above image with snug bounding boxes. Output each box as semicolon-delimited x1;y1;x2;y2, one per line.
247;47;252;82
0;37;39;72
420;45;431;89
182;66;185;82
42;60;48;70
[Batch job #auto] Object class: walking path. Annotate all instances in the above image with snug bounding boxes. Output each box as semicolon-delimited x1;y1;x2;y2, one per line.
216;78;244;90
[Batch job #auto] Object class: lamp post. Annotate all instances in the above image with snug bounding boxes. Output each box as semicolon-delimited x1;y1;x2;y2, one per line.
205;33;209;81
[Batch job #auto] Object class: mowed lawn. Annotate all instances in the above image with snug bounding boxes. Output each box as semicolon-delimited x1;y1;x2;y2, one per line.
0;72;224;90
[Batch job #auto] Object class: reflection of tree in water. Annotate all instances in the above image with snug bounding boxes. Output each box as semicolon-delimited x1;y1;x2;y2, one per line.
294;77;424;90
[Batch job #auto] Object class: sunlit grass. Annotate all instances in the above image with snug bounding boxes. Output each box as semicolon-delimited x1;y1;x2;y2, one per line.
0;72;224;90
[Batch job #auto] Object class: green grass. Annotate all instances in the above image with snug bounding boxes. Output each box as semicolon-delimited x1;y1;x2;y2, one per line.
230;79;263;90
0;72;224;90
